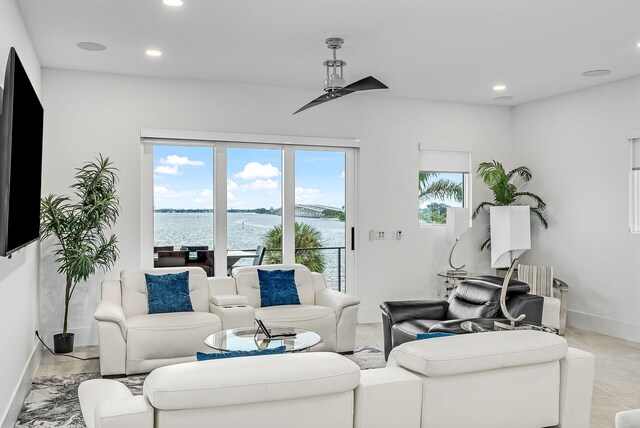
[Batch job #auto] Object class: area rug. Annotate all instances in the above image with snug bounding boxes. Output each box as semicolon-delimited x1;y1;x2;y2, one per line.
16;346;385;427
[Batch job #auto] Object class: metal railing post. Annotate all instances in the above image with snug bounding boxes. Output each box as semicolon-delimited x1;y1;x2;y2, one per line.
337;247;342;292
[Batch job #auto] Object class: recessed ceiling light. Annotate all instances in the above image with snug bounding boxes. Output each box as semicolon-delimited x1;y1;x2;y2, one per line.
145;49;163;57
493;85;507;91
636;41;640;48
581;69;611;77
163;0;183;6
76;42;106;51
493;96;514;101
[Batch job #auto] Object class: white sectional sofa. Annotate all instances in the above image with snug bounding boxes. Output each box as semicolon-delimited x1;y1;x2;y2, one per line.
94;264;360;375
79;330;595;428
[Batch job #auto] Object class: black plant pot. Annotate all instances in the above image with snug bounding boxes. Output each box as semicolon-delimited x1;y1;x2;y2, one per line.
53;333;74;354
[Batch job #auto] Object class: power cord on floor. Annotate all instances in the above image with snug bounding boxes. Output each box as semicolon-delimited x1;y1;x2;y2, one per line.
35;330;99;361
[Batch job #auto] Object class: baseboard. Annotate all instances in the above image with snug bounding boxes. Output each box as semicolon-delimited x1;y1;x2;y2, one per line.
567;309;640;343
40;326;98;347
1;343;41;428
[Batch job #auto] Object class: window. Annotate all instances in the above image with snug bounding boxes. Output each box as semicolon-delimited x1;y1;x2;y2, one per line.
631;138;640;233
145;130;356;292
418;148;471;226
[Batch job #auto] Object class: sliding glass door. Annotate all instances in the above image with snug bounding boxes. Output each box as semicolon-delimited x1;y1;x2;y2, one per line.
294;149;347;291
152;145;214;274
227;147;282;271
151;142;355;292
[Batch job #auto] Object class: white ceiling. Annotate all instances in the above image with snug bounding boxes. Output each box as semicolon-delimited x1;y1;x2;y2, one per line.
17;0;640;106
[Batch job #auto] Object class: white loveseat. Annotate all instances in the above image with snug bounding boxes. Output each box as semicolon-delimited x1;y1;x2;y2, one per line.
79;331;595;428
94;264;360;375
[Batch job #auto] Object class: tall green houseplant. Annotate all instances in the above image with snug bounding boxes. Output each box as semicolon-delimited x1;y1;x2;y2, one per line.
472;160;548;251
40;155;121;353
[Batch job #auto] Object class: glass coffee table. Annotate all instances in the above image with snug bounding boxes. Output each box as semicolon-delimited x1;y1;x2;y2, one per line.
204;327;321;353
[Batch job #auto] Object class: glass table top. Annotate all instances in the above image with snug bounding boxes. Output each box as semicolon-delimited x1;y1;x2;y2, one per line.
204;327;321;353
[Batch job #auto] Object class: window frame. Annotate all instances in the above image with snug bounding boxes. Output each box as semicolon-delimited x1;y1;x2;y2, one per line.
142;129;358;293
417;147;472;228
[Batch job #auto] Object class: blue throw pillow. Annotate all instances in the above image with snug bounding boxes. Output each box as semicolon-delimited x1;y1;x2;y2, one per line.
196;346;287;361
416;332;454;340
257;269;300;307
145;271;193;314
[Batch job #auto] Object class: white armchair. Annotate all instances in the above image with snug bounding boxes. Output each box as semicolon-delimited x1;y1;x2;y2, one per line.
228;264;360;353
616;409;640;427
95;267;223;376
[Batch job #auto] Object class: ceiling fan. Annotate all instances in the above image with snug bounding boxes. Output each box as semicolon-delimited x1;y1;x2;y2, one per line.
293;37;388;115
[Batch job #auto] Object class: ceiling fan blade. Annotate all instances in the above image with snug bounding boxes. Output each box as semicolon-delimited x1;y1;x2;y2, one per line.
293;92;338;115
293;76;388;114
341;76;388;93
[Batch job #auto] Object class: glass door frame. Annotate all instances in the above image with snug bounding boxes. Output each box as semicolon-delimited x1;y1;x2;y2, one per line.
141;129;359;293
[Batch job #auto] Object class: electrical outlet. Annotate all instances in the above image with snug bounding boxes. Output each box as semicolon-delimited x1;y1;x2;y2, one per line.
368;230;386;240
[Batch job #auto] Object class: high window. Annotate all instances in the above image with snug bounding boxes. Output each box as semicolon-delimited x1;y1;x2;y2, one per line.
418;148;471;226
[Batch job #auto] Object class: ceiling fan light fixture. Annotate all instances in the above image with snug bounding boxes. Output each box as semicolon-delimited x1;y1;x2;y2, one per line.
325;73;346;91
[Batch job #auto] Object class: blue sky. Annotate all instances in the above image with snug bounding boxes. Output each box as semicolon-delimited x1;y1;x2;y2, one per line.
153;146;345;210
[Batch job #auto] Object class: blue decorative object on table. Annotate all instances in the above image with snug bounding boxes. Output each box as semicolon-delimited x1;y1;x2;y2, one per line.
196;346;287;361
145;271;193;314
416;332;454;340
257;269;300;307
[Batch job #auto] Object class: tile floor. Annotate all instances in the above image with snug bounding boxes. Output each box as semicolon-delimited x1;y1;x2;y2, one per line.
34;323;639;428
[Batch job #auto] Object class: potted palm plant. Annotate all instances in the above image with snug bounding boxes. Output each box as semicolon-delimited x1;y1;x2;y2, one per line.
472;160;548;251
40;155;121;353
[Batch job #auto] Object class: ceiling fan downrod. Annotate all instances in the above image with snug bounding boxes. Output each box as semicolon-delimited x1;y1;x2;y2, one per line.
324;37;346;92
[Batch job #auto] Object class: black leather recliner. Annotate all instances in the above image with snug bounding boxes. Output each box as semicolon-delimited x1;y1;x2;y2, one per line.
379;275;544;360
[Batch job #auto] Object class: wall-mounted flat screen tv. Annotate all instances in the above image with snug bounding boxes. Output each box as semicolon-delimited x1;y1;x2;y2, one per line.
0;47;44;257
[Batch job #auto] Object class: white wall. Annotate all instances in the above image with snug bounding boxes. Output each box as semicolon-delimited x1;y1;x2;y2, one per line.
513;76;640;341
40;68;513;341
0;0;42;425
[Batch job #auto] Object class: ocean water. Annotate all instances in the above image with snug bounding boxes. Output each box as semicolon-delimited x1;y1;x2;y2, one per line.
154;212;347;291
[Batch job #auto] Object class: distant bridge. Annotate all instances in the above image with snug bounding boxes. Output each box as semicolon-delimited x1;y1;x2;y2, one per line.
273;204;344;218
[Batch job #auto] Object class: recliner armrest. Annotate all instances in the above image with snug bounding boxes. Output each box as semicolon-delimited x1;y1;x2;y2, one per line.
94;300;127;339
95;396;153;428
505;293;544;324
379;300;449;325
316;289;360;320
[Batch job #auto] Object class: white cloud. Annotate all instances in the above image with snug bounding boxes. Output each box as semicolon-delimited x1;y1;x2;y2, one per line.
155;155;205;176
154;185;179;197
161;155;205;167
193;188;213;205
244;179;278;191
154;165;181;176
295;187;321;204
227;191;236;202
340;171;345;179
227;179;239;191
234;162;280;180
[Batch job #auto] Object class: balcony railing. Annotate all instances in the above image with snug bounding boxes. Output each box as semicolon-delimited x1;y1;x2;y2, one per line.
250;246;346;292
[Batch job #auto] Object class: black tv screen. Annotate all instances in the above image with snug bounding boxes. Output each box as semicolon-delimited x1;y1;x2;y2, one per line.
0;48;44;257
